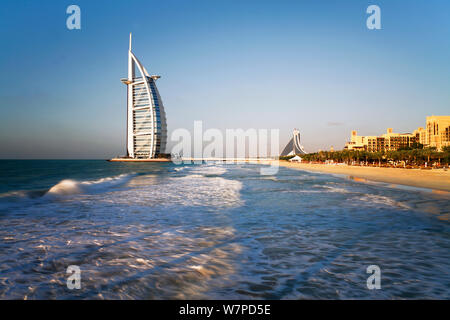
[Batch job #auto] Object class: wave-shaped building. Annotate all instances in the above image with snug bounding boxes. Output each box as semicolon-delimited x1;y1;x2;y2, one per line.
120;34;167;159
281;129;306;156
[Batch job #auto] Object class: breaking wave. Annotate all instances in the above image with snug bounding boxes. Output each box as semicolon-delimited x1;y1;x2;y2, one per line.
45;173;135;197
0;174;136;210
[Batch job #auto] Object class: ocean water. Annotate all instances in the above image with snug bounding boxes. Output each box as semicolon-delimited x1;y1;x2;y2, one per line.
0;160;449;299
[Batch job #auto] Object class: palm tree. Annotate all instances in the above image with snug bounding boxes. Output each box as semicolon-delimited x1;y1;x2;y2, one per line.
422;148;434;165
373;152;383;167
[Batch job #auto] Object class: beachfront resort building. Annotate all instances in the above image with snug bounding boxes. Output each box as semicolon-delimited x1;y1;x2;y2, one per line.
420;116;450;150
120;34;167;159
344;116;450;152
344;128;417;152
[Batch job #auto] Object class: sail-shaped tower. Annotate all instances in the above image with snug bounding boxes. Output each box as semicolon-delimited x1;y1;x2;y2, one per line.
121;33;167;159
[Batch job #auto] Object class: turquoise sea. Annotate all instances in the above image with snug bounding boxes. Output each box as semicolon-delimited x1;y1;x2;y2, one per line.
0;160;449;299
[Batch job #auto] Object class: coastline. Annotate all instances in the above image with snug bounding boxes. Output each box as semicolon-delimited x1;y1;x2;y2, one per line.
108;158;171;162
278;161;450;193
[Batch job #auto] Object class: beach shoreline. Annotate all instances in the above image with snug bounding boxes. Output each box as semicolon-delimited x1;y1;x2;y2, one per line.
278;161;450;192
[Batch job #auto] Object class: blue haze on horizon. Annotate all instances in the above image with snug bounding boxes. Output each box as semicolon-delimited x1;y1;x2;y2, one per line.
0;0;449;159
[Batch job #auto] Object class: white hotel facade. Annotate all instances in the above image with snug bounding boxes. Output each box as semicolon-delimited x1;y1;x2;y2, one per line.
121;34;167;158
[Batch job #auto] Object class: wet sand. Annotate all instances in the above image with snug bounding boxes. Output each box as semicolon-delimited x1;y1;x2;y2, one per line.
279;161;450;192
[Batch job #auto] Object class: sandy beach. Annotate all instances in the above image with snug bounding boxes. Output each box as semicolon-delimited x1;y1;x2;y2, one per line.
279;161;450;192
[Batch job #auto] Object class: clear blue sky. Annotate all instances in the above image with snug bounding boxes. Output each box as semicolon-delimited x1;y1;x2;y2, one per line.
0;0;449;158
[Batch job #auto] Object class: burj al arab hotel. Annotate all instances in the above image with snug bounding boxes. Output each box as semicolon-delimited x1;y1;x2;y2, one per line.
120;34;167;159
